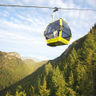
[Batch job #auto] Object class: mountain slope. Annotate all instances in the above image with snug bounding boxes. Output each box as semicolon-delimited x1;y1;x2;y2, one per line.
0;52;46;92
23;59;47;74
0;24;96;96
0;52;30;90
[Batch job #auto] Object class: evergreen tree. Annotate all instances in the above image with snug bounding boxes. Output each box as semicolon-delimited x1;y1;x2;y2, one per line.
6;92;12;96
15;86;26;96
47;66;67;96
69;71;74;87
39;78;50;96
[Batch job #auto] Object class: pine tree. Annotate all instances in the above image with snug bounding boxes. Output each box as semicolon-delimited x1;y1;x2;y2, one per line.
39;78;50;96
6;92;12;96
15;86;26;96
69;71;74;87
47;66;67;96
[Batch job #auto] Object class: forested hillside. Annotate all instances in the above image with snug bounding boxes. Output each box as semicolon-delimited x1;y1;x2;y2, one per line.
0;52;46;91
0;24;96;96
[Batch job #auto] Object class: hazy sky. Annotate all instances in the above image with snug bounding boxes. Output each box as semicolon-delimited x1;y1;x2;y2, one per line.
0;0;96;61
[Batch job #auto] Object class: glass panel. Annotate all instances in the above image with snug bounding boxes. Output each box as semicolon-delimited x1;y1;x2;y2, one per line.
62;21;71;36
45;20;60;39
62;21;71;41
62;33;69;37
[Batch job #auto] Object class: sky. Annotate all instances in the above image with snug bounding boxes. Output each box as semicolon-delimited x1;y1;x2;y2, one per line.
0;0;96;61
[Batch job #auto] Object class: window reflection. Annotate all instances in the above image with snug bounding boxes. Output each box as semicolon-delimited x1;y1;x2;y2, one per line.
45;20;60;39
62;21;71;41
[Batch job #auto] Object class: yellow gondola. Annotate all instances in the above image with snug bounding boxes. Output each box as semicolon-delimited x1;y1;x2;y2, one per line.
44;18;72;46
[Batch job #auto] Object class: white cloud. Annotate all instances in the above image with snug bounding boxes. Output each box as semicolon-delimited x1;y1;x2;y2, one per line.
87;0;96;8
48;0;67;7
0;29;44;45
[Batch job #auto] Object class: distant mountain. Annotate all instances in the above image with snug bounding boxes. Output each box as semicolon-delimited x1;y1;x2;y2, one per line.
0;51;46;92
23;59;47;75
22;57;42;62
0;24;96;96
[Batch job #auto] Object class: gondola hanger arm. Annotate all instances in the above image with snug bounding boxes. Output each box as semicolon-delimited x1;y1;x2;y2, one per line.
52;7;59;21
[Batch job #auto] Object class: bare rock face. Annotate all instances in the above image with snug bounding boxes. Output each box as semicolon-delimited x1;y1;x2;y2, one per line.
6;52;21;59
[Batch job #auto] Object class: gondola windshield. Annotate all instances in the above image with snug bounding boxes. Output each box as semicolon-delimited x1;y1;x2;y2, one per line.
62;21;71;41
45;20;60;39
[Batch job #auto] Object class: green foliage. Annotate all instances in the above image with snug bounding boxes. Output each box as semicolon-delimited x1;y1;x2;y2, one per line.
15;86;26;96
5;92;12;96
47;67;66;96
68;71;74;87
39;79;50;96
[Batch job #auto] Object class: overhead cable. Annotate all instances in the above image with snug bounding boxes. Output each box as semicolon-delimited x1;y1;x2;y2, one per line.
0;4;96;12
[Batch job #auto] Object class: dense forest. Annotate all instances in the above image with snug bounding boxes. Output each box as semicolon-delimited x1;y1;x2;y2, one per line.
0;24;96;96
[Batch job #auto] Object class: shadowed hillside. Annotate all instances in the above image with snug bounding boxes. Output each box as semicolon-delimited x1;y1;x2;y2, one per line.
0;51;46;92
0;24;96;96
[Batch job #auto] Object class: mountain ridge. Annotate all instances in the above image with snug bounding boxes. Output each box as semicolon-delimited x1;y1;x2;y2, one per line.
6;52;21;59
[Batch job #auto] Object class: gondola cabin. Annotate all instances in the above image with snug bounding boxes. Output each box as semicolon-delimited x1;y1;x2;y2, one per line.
44;18;72;46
